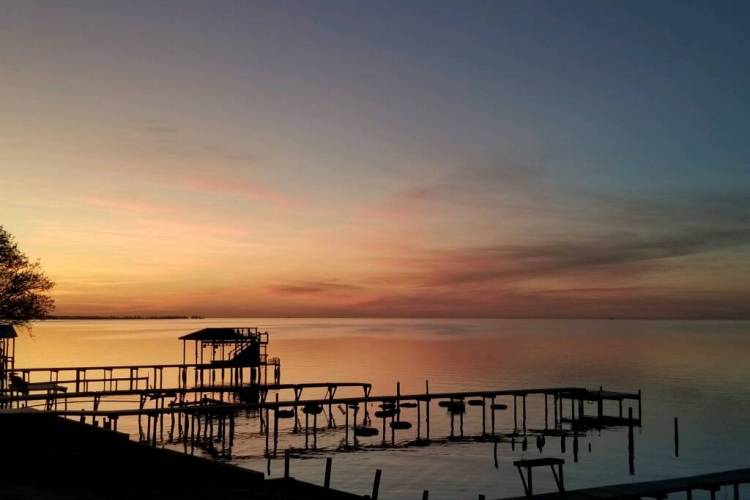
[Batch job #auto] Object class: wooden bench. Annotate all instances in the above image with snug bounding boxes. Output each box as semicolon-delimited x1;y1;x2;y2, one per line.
513;457;565;496
9;375;67;395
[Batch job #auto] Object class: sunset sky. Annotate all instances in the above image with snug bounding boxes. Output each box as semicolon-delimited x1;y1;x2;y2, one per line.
2;1;749;318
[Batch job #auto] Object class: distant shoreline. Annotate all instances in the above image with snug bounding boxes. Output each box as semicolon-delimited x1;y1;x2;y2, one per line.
47;315;204;320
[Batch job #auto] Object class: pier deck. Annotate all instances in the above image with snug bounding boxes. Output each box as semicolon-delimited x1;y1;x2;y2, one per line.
496;469;750;500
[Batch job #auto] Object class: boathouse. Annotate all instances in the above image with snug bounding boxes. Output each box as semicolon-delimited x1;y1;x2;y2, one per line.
179;327;280;386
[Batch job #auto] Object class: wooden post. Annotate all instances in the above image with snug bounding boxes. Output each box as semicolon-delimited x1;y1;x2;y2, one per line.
460;399;465;437
265;407;270;457
371;469;382;500
313;411;318;449
345;403;349;447
324;457;332;489
284;449;290;479
544;394;548;430
482;396;486;435
417;398;422;440
514;394;518;431
628;407;635;475
422;490;429;500
674;417;679;457
273;395;279;457
522;395;527;432
426;380;431;441
491;396;496;436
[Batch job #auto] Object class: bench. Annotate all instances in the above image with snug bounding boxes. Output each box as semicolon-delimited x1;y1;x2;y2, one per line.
513;457;565;496
9;375;68;395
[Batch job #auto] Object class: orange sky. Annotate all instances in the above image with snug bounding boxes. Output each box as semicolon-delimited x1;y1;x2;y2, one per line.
2;3;750;319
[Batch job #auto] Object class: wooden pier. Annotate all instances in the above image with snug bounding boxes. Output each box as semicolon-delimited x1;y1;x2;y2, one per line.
0;324;659;499
497;468;750;500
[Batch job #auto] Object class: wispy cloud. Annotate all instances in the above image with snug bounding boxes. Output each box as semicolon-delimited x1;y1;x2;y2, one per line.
268;281;363;295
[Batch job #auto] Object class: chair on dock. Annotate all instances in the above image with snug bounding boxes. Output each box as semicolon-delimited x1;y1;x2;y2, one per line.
513;457;565;497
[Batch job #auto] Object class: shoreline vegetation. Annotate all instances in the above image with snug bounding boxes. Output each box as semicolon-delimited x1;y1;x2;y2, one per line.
47;315;204;320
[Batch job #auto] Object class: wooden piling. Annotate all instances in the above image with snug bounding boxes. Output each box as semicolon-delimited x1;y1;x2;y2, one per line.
372;469;382;500
425;380;431;441
284;449;290;479
674;417;679;457
324;457;332;489
628;407;635;476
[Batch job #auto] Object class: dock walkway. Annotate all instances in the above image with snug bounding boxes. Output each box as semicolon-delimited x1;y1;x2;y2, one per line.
496;468;750;500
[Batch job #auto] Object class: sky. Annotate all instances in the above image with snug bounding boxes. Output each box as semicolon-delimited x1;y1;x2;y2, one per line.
1;1;749;319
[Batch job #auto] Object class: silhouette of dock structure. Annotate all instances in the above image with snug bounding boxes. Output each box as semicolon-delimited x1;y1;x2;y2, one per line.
497;468;750;500
1;325;644;461
0;324;674;500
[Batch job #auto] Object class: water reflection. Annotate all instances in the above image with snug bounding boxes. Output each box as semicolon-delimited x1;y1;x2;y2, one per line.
10;318;750;500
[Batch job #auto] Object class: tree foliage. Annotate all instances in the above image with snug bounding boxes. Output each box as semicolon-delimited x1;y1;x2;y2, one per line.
0;226;55;326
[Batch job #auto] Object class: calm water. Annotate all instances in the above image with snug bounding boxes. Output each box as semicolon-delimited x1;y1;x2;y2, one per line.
15;318;750;499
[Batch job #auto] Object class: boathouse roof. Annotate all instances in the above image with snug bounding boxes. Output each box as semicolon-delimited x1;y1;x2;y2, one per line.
179;327;254;341
0;324;18;338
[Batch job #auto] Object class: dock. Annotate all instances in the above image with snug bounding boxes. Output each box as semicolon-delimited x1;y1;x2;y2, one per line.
0;323;681;500
496;468;750;500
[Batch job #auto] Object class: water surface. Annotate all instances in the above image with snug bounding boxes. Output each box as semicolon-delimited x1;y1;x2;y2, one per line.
16;318;750;499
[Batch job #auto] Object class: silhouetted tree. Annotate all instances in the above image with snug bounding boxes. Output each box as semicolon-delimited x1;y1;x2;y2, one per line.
0;226;54;326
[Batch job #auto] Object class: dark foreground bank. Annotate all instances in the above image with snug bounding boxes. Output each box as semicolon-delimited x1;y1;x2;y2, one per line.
0;410;363;500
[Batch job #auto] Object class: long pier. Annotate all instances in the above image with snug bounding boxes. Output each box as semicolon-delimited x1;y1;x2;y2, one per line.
497;468;750;500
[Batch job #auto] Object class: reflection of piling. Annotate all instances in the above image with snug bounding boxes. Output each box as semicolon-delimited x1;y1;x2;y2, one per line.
460;398;464;438
638;390;642;424
353;405;359;448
